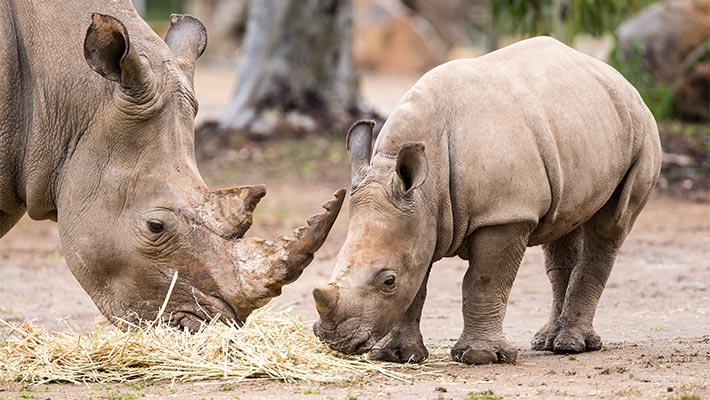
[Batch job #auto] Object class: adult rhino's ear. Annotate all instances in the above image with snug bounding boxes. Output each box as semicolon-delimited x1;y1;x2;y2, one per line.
164;14;207;65
84;13;155;95
346;120;375;183
396;143;427;193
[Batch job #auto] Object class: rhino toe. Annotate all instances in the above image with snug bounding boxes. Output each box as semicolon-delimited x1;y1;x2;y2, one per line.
552;327;602;353
371;344;428;364
370;328;428;363
531;322;559;351
451;337;518;365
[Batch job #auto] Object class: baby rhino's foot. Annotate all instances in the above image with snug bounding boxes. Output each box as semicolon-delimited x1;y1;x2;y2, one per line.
531;322;558;351
451;336;517;365
553;325;602;353
370;329;428;363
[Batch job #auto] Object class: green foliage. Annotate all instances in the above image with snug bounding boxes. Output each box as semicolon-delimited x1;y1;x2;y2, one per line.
491;0;657;42
600;366;628;374
466;390;503;400
144;0;186;21
103;393;144;400
609;43;675;120
665;395;701;400
221;383;236;392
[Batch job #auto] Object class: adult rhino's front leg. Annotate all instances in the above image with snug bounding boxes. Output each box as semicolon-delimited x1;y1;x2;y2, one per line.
451;223;531;365
370;266;432;363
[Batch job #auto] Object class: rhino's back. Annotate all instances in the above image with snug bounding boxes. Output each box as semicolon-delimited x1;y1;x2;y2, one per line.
379;37;656;247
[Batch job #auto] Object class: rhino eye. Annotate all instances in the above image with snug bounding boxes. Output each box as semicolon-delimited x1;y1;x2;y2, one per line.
383;276;395;287
148;220;165;233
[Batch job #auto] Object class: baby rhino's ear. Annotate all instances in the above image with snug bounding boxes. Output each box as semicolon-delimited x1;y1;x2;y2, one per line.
346;120;375;183
396;143;427;193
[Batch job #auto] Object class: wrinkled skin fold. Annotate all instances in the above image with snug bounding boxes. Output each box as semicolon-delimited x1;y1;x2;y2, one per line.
0;1;344;330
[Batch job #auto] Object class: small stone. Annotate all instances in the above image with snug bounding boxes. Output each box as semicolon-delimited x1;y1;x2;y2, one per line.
434;387;447;392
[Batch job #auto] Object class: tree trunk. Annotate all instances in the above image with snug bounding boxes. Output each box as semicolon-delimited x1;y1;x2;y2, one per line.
214;0;375;139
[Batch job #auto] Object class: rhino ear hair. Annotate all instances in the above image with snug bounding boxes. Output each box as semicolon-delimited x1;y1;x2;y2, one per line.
346;120;375;183
396;143;428;193
84;13;155;93
164;14;208;65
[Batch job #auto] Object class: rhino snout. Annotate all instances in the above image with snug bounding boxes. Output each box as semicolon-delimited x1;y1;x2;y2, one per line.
313;319;375;355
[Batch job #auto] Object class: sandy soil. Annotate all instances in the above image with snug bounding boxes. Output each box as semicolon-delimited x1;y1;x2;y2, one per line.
1;64;708;399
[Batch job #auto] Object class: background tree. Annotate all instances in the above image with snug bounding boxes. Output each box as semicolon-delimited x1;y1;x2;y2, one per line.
206;0;376;139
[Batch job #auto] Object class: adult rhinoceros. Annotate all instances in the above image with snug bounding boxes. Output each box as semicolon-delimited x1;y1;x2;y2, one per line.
0;1;344;330
312;37;661;364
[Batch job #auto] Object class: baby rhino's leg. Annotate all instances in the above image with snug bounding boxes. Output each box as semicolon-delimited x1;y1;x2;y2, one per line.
550;216;623;353
451;223;531;364
532;226;583;351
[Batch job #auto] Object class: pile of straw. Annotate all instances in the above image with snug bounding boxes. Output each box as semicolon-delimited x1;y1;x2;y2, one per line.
0;306;417;384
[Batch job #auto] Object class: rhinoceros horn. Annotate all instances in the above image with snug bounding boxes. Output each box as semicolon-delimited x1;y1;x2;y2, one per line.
201;184;267;240
229;189;346;319
313;284;339;320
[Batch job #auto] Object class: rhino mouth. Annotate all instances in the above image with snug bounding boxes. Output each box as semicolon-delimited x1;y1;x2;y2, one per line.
173;311;204;332
349;335;375;354
165;299;237;332
313;320;375;355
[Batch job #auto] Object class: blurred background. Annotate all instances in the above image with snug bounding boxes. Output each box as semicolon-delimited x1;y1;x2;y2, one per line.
131;0;709;202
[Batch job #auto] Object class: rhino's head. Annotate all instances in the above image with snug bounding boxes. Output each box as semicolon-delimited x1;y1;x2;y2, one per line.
54;13;344;330
313;120;437;354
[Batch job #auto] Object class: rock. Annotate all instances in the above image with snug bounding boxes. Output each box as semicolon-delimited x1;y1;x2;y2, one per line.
674;42;710;121
617;0;709;83
617;0;710;121
354;0;448;73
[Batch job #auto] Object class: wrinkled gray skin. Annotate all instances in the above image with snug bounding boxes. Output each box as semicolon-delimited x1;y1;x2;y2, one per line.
313;37;662;364
0;0;344;331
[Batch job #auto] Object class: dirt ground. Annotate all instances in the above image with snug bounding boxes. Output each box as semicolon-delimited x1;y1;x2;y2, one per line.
1;63;708;399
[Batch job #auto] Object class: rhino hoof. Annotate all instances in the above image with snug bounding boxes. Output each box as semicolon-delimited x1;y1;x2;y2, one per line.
370;343;428;364
531;322;559;351
531;334;550;351
451;338;518;365
552;327;602;353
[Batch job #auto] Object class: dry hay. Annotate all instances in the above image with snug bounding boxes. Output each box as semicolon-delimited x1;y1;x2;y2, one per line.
0;306;425;385
0;273;428;385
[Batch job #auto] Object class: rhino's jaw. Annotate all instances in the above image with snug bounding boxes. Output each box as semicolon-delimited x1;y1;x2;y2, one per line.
311;284;390;355
313;319;377;355
102;275;242;331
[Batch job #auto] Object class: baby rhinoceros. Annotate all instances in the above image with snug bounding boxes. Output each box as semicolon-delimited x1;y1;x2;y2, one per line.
312;37;662;365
